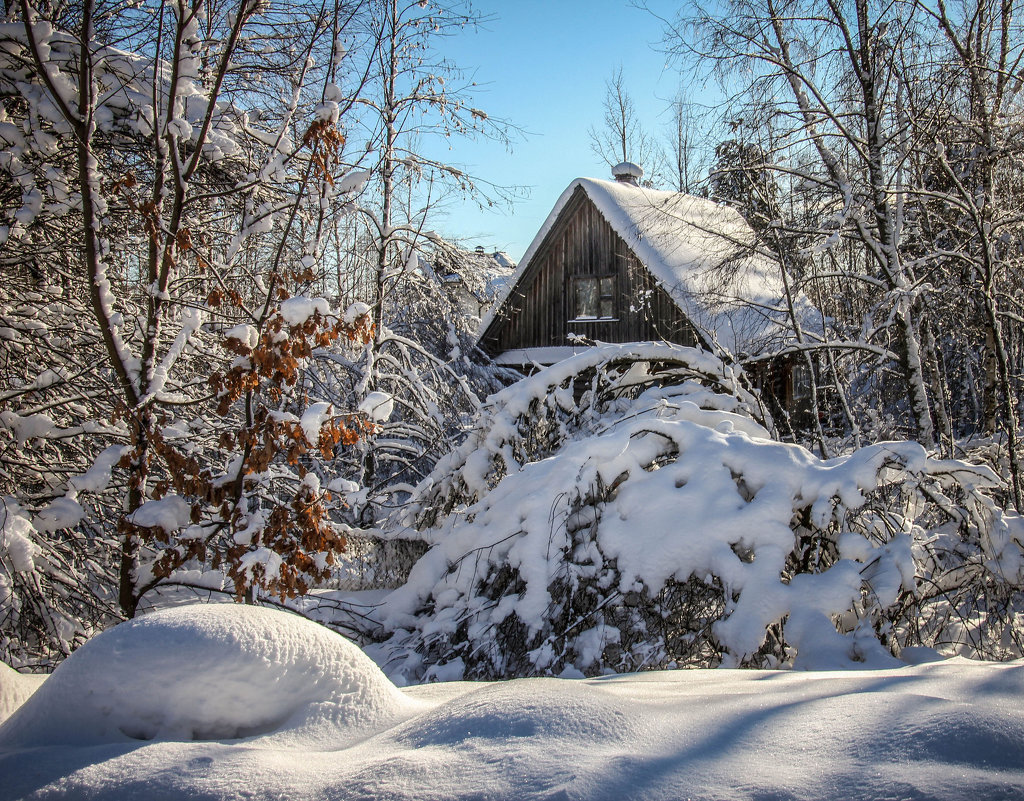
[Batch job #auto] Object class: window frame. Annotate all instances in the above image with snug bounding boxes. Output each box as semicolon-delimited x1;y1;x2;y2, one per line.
569;274;617;322
791;360;812;403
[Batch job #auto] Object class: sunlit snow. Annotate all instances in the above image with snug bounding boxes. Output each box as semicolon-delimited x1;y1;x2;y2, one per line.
0;604;1021;801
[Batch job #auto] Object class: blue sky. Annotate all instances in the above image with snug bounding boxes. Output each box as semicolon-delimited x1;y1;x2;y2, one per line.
425;0;701;262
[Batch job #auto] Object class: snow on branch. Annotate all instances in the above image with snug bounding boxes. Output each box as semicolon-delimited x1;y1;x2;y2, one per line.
372;345;1024;682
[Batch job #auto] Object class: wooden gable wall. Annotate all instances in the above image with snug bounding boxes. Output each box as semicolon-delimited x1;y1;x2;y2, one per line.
479;187;699;355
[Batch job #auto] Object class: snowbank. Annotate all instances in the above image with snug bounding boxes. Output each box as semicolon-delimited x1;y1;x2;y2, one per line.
0;604;414;749
0;632;1022;800
0;663;44;725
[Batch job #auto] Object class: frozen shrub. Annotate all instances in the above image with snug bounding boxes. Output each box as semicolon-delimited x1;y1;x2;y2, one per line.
373;344;1024;681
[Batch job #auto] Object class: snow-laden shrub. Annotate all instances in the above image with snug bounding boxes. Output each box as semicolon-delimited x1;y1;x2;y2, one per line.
0;497;113;669
373;344;1024;681
400;342;772;532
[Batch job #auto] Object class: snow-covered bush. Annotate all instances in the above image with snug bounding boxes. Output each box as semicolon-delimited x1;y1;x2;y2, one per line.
400;342;772;532
372;344;1024;681
0;497;110;668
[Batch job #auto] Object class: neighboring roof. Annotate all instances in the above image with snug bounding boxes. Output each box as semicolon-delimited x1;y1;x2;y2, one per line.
470;250;517;303
481;178;811;357
436;248;517;303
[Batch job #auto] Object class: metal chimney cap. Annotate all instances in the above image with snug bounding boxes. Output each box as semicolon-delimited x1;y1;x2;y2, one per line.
611;161;643;185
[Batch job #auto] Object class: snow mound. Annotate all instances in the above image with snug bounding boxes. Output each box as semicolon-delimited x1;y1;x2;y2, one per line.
393;678;640;748
0;604;412;748
2;657;1024;799
0;663;44;725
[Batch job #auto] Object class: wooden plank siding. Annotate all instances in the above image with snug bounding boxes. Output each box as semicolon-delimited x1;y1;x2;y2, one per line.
479;187;699;355
478;183;811;430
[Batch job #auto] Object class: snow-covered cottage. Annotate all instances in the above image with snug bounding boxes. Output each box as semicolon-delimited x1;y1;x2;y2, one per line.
477;163;809;414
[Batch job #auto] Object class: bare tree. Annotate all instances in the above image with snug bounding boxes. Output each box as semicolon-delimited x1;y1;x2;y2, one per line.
667;0;938;447
666;91;709;194
0;0;381;662
588;65;665;184
914;0;1024;508
323;0;513;507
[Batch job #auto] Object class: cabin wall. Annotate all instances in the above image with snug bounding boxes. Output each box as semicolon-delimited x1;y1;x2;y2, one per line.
479;187;698;354
746;354;818;433
479;185;803;423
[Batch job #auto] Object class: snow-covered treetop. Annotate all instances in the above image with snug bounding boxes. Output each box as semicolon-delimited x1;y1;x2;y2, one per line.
482;177;816;357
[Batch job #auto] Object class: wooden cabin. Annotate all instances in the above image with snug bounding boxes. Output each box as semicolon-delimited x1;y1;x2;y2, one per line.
478;164;811;417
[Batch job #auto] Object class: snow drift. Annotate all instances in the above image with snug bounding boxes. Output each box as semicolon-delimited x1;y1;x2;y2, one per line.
0;604;414;749
1;613;1023;800
0;663;43;725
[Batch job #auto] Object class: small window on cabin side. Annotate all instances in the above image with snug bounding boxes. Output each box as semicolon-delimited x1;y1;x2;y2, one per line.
792;361;812;402
572;275;615;320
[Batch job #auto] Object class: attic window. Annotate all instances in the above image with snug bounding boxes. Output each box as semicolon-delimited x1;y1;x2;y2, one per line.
572;275;616;320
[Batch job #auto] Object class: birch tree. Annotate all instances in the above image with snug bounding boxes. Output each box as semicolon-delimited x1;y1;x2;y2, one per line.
914;0;1024;507
322;0;512;511
588;65;665;184
669;0;938;446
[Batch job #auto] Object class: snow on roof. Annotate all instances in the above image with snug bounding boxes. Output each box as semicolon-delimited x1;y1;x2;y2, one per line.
483;178;809;357
492;345;593;366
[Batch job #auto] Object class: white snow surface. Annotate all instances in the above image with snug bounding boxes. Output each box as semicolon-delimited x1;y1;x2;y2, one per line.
357;391;394;422
612;161;644;180
0;603;1022;801
482;177;814;356
278;296;331;326
0;663;43;725
125;495;192;533
492;344;594;366
338;169;371;195
343;301;371;325
299;401;334;445
0;605;412;750
222;323;259;350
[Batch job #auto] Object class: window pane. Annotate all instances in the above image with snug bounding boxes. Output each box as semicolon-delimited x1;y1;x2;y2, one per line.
575;278;598;318
792;363;811;400
600;277;614;296
600;298;614;318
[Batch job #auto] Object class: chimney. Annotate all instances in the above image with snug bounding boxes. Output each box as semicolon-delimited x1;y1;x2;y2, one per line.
611;161;643;186
474;245;486;254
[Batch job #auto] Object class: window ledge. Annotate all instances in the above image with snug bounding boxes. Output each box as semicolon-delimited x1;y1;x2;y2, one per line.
568;317;619;323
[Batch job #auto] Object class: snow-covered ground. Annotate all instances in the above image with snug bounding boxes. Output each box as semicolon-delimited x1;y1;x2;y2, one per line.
1;604;1022;801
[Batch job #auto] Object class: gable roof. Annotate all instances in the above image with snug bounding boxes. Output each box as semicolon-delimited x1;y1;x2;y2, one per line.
481;177;809;357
